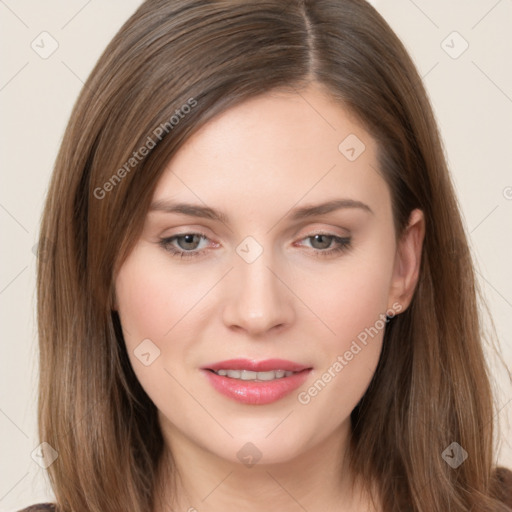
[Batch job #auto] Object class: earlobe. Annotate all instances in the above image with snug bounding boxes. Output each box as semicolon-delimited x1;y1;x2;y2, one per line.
388;208;425;311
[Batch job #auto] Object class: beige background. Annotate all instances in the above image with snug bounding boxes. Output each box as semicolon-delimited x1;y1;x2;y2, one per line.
1;0;511;509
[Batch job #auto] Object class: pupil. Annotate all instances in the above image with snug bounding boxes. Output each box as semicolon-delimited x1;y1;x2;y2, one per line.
314;234;331;249
182;234;198;249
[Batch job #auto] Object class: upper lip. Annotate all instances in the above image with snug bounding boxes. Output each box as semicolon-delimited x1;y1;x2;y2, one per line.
202;358;311;372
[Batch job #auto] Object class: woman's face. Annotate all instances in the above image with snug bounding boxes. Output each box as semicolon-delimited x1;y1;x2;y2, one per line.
115;83;422;466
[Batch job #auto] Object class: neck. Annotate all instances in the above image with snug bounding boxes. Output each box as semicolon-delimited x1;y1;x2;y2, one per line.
153;418;378;512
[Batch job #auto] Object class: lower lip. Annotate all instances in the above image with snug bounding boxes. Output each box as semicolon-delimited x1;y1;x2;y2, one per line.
202;369;311;405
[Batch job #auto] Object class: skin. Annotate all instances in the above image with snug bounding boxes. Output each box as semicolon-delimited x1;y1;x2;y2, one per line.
114;82;425;512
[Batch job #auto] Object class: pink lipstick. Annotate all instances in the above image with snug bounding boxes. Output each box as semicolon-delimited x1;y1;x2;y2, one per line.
201;358;312;405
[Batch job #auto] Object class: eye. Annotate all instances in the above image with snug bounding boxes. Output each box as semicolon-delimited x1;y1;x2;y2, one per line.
158;232;352;260
297;233;352;257
159;232;211;259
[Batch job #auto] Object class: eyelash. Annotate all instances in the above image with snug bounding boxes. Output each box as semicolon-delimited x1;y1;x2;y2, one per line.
158;232;352;260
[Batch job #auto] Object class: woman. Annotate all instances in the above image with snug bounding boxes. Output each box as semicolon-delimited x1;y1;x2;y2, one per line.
22;0;512;510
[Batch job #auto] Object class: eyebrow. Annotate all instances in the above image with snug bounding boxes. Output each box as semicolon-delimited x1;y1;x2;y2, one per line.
149;198;373;224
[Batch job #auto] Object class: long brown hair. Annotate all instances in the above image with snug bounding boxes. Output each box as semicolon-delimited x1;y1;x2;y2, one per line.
36;0;511;510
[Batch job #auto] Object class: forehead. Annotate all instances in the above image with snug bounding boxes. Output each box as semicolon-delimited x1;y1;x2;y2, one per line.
151;84;389;222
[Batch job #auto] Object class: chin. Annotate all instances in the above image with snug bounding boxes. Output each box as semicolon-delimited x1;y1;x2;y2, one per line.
216;429;309;466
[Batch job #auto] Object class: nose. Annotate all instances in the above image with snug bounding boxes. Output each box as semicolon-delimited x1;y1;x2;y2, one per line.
221;248;295;336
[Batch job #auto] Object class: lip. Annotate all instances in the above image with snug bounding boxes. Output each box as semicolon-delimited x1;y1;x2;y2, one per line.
201;358;312;405
202;358;310;373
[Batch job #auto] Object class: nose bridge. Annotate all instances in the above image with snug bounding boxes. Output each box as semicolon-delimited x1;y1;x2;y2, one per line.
222;238;294;334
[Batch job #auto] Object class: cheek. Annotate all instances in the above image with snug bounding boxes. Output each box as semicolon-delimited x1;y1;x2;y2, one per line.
115;245;195;346
114;247;195;407
308;245;396;346
315;265;389;385
116;270;166;346
296;237;396;412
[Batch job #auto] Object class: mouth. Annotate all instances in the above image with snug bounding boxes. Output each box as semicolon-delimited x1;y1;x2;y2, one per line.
206;368;297;381
201;358;312;405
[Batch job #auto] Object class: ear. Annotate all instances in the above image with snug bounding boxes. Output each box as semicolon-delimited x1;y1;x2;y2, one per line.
388;208;425;312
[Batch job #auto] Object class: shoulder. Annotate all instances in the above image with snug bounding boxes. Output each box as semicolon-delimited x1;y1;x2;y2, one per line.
17;504;57;512
492;466;512;507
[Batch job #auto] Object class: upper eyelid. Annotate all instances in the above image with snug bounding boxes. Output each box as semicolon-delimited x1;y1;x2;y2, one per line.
161;221;351;238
